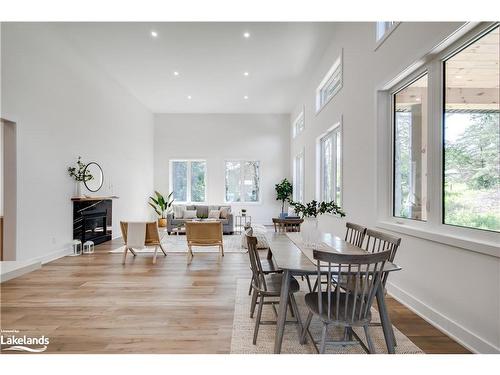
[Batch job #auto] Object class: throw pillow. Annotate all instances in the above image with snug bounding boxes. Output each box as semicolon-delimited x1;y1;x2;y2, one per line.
173;205;184;219
183;210;197;219
208;210;221;219
220;206;231;219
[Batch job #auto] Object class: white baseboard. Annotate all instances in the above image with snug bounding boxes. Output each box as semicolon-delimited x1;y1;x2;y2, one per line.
387;282;500;354
0;260;41;283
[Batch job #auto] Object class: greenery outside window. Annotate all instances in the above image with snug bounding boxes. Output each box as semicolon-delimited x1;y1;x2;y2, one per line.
170;160;207;203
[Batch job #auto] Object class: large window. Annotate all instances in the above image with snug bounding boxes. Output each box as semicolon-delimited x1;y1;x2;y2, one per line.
170;160;207;203
293;151;304;202
316;54;342;112
443;27;499;232
319;125;342;204
224;161;260;203
393;74;428;221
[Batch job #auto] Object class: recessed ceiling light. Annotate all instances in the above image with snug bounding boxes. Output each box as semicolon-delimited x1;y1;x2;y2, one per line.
173;71;179;76
243;72;249;76
187;95;192;100
151;31;158;38
244;95;249;100
243;32;250;38
455;75;462;79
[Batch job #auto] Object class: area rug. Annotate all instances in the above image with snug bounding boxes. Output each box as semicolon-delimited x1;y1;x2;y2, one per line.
109;234;246;253
230;279;424;354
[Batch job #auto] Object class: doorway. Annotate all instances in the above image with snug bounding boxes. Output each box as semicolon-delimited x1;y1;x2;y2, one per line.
1;118;17;261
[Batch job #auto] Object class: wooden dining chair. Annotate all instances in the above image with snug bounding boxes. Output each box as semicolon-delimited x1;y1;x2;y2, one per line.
246;234;302;345
300;249;392;354
312;222;368;292
120;221;167;264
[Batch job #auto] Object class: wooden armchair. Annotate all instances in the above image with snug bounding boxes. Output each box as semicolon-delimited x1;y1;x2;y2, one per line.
120;221;167;264
185;221;224;263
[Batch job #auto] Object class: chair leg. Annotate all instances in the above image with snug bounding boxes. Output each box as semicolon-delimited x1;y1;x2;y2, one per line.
122;247;128;265
319;323;328;354
253;295;264;345
312;277;319;292
300;311;313;344
305;275;312;292
248;277;253;296
152;246;158;264
187;245;193;264
250;289;258;318
220;244;224;257
159;244;167;256
288;299;295;318
364;325;376;354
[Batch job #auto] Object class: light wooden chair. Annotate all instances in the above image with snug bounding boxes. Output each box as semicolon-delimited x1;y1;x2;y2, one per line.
185;221;224;263
120;221;167;264
300;249;392;354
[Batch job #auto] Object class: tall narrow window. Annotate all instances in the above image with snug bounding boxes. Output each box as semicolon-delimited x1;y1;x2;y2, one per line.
293;152;304;202
376;22;397;41
316;55;343;112
319;126;342;204
225;161;260;203
443;26;499;232
292;111;304;138
393;74;428;220
170;160;207;203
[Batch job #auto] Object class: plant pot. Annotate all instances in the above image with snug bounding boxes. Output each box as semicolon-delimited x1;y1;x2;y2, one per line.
279;212;288;219
75;181;83;197
158;218;167;227
301;217;320;246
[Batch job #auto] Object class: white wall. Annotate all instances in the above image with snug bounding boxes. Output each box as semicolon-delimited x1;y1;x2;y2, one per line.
154;114;290;224
1;23;155;263
289;22;500;353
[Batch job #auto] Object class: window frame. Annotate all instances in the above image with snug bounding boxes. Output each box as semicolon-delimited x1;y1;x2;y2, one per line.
169;159;207;204
223;159;261;205
374;22;400;51
376;22;500;258
292;110;305;138
315;51;343;114
316;121;343;207
293;149;305;203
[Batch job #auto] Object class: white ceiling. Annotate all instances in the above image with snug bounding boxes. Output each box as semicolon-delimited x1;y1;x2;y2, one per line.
54;22;335;114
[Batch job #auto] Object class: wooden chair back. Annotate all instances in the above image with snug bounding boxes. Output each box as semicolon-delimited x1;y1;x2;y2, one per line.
312;249;391;324
120;221;161;246
362;229;401;285
246;234;268;292
185;221;223;245
344;222;367;247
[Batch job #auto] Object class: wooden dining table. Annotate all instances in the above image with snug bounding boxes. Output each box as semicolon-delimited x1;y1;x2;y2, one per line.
264;231;402;354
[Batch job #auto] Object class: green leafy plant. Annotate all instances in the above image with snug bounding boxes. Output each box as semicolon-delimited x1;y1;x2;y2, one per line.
149;191;174;219
275;178;293;215
289;199;346;218
68;156;93;182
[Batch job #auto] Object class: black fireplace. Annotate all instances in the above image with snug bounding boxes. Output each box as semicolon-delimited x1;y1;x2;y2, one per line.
73;199;113;245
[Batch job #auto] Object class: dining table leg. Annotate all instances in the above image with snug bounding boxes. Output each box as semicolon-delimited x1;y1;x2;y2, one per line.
274;269;291;354
376;283;395;354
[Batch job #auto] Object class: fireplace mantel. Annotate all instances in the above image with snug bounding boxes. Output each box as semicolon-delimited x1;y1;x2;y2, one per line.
71;195;119;202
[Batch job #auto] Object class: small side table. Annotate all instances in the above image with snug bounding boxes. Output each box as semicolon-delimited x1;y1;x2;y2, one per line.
235;215;252;234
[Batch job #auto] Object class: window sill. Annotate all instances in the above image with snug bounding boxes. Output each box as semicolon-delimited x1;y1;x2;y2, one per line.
376;220;499;259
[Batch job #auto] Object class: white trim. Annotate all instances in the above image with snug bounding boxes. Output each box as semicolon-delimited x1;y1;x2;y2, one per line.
374;22;401;51
316;120;343;205
293;148;305;203
292;109;305;138
0;260;41;283
387;282;500;353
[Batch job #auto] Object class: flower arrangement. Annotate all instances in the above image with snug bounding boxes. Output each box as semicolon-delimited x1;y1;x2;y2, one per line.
289;200;346;218
68;156;93;182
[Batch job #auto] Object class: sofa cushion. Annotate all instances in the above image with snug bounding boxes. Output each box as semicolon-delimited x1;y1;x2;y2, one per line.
183;210;197;219
208;209;221;219
173;205;185;219
196;205;209;218
220;206;231;219
186;205;196;211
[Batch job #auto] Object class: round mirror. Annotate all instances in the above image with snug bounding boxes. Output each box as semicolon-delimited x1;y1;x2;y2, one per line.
83;162;104;192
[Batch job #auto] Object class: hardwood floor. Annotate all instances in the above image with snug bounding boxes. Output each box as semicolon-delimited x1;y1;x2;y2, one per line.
0;238;470;354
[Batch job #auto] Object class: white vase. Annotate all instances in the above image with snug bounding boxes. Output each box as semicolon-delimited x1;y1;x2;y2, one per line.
301;217;320;246
75;181;82;197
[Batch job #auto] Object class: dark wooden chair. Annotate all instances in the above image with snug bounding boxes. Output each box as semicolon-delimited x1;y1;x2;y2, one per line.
313;222;368;292
246;234;302;345
300;249;392;353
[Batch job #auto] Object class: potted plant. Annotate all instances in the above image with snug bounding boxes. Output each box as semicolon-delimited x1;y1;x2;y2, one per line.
289;200;346;245
68;156;93;197
149;191;174;227
275;178;293;219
